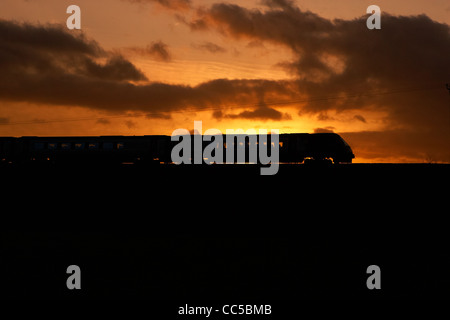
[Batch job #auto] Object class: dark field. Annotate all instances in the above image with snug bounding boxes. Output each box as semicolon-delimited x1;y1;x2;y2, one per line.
1;163;449;299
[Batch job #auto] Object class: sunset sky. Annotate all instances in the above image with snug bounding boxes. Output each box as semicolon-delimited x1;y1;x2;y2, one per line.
0;0;449;162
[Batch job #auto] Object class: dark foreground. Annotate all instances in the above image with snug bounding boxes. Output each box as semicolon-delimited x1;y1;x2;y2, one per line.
1;163;449;300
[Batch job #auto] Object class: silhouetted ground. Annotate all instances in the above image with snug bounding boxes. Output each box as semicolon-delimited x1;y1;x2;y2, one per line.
1;163;449;299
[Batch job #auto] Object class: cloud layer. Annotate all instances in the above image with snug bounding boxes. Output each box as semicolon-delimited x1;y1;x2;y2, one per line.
0;19;296;119
129;41;172;61
124;0;191;10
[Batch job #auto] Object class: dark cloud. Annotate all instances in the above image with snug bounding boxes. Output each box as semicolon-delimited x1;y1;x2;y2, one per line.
220;99;291;121
223;106;290;121
147;41;171;61
316;112;334;121
0;20;146;82
314;127;335;134
145;112;172;119
82;55;148;81
0;19;102;56
130;41;172;62
191;41;227;54
353;115;367;123
124;0;191;10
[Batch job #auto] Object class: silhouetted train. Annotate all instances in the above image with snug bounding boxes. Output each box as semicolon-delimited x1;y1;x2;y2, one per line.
0;133;354;165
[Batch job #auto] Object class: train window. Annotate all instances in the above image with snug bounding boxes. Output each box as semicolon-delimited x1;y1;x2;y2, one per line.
88;142;99;150
61;143;71;150
117;142;125;149
74;143;85;150
34;142;45;150
103;142;113;150
48;143;57;150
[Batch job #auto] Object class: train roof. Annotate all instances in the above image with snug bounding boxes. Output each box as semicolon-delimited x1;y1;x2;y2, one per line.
1;133;344;139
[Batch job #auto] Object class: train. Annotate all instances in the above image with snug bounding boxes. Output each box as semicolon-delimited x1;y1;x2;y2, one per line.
0;133;354;166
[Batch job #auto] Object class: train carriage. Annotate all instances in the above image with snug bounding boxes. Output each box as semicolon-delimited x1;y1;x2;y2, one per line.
0;133;354;165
